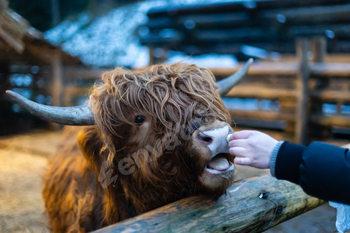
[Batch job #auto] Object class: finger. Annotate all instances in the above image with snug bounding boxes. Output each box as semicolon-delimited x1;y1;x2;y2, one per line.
234;157;253;166
230;130;255;140
228;139;248;148
229;147;247;157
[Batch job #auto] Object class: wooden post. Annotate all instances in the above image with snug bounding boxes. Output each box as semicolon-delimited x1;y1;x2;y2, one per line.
310;37;330;140
50;49;63;130
94;175;325;233
295;38;311;145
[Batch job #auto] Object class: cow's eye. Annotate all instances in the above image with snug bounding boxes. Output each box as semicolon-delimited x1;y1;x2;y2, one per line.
134;116;145;124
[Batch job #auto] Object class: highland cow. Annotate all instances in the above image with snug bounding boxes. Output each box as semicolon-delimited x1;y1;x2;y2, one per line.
6;59;252;232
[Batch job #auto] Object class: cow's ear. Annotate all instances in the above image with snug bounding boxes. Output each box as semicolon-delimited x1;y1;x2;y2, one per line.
77;126;105;174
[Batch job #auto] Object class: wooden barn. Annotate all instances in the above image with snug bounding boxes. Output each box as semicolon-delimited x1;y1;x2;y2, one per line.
0;0;82;135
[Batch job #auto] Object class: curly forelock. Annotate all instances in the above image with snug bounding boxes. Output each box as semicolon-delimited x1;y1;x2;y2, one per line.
89;62;230;164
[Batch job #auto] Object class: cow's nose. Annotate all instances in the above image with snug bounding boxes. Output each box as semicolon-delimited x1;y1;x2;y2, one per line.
197;125;231;157
197;133;213;144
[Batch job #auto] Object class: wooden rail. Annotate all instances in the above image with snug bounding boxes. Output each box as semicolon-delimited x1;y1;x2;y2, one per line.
228;110;295;122
214;62;350;77
65;62;350;79
227;86;296;99
311;115;350;128
93;175;324;233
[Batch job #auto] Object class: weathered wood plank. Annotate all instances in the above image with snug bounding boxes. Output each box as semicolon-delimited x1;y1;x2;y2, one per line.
94;175;324;233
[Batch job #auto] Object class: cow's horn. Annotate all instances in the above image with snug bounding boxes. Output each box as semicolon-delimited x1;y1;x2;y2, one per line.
217;58;253;96
6;90;95;125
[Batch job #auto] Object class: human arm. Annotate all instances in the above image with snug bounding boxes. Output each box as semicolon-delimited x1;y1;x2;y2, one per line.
276;141;350;205
228;131;350;205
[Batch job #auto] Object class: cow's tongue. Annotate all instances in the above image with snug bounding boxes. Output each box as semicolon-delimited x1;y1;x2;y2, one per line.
207;156;229;171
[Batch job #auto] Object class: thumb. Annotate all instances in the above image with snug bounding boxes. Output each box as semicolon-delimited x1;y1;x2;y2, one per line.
234;157;253;166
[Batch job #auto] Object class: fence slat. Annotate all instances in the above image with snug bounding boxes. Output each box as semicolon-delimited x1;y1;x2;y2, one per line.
94;175;324;233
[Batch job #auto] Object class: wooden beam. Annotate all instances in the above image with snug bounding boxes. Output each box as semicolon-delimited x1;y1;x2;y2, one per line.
311;114;350;127
311;90;350;102
295;38;311;145
213;61;350;77
310;63;350;77
65;63;299;80
326;54;350;63
210;63;299;76
64;62;350;80
228;109;295;122
94;175;324;233
0;27;24;53
227;86;296;99
221;62;350;77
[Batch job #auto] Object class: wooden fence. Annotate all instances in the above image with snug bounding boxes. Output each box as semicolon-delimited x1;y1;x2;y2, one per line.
93;175;324;233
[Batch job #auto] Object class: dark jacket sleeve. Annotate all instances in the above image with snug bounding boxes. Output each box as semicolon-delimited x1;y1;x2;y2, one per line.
275;141;350;205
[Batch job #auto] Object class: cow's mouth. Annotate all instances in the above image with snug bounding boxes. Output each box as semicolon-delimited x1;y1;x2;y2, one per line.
204;153;235;174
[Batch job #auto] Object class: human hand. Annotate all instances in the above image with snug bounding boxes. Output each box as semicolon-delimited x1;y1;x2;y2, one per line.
227;130;278;169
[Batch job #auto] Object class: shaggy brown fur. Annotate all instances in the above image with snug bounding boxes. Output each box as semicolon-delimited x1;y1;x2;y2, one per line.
42;63;234;232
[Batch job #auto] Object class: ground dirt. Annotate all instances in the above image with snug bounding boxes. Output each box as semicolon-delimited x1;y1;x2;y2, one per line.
0;130;340;232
